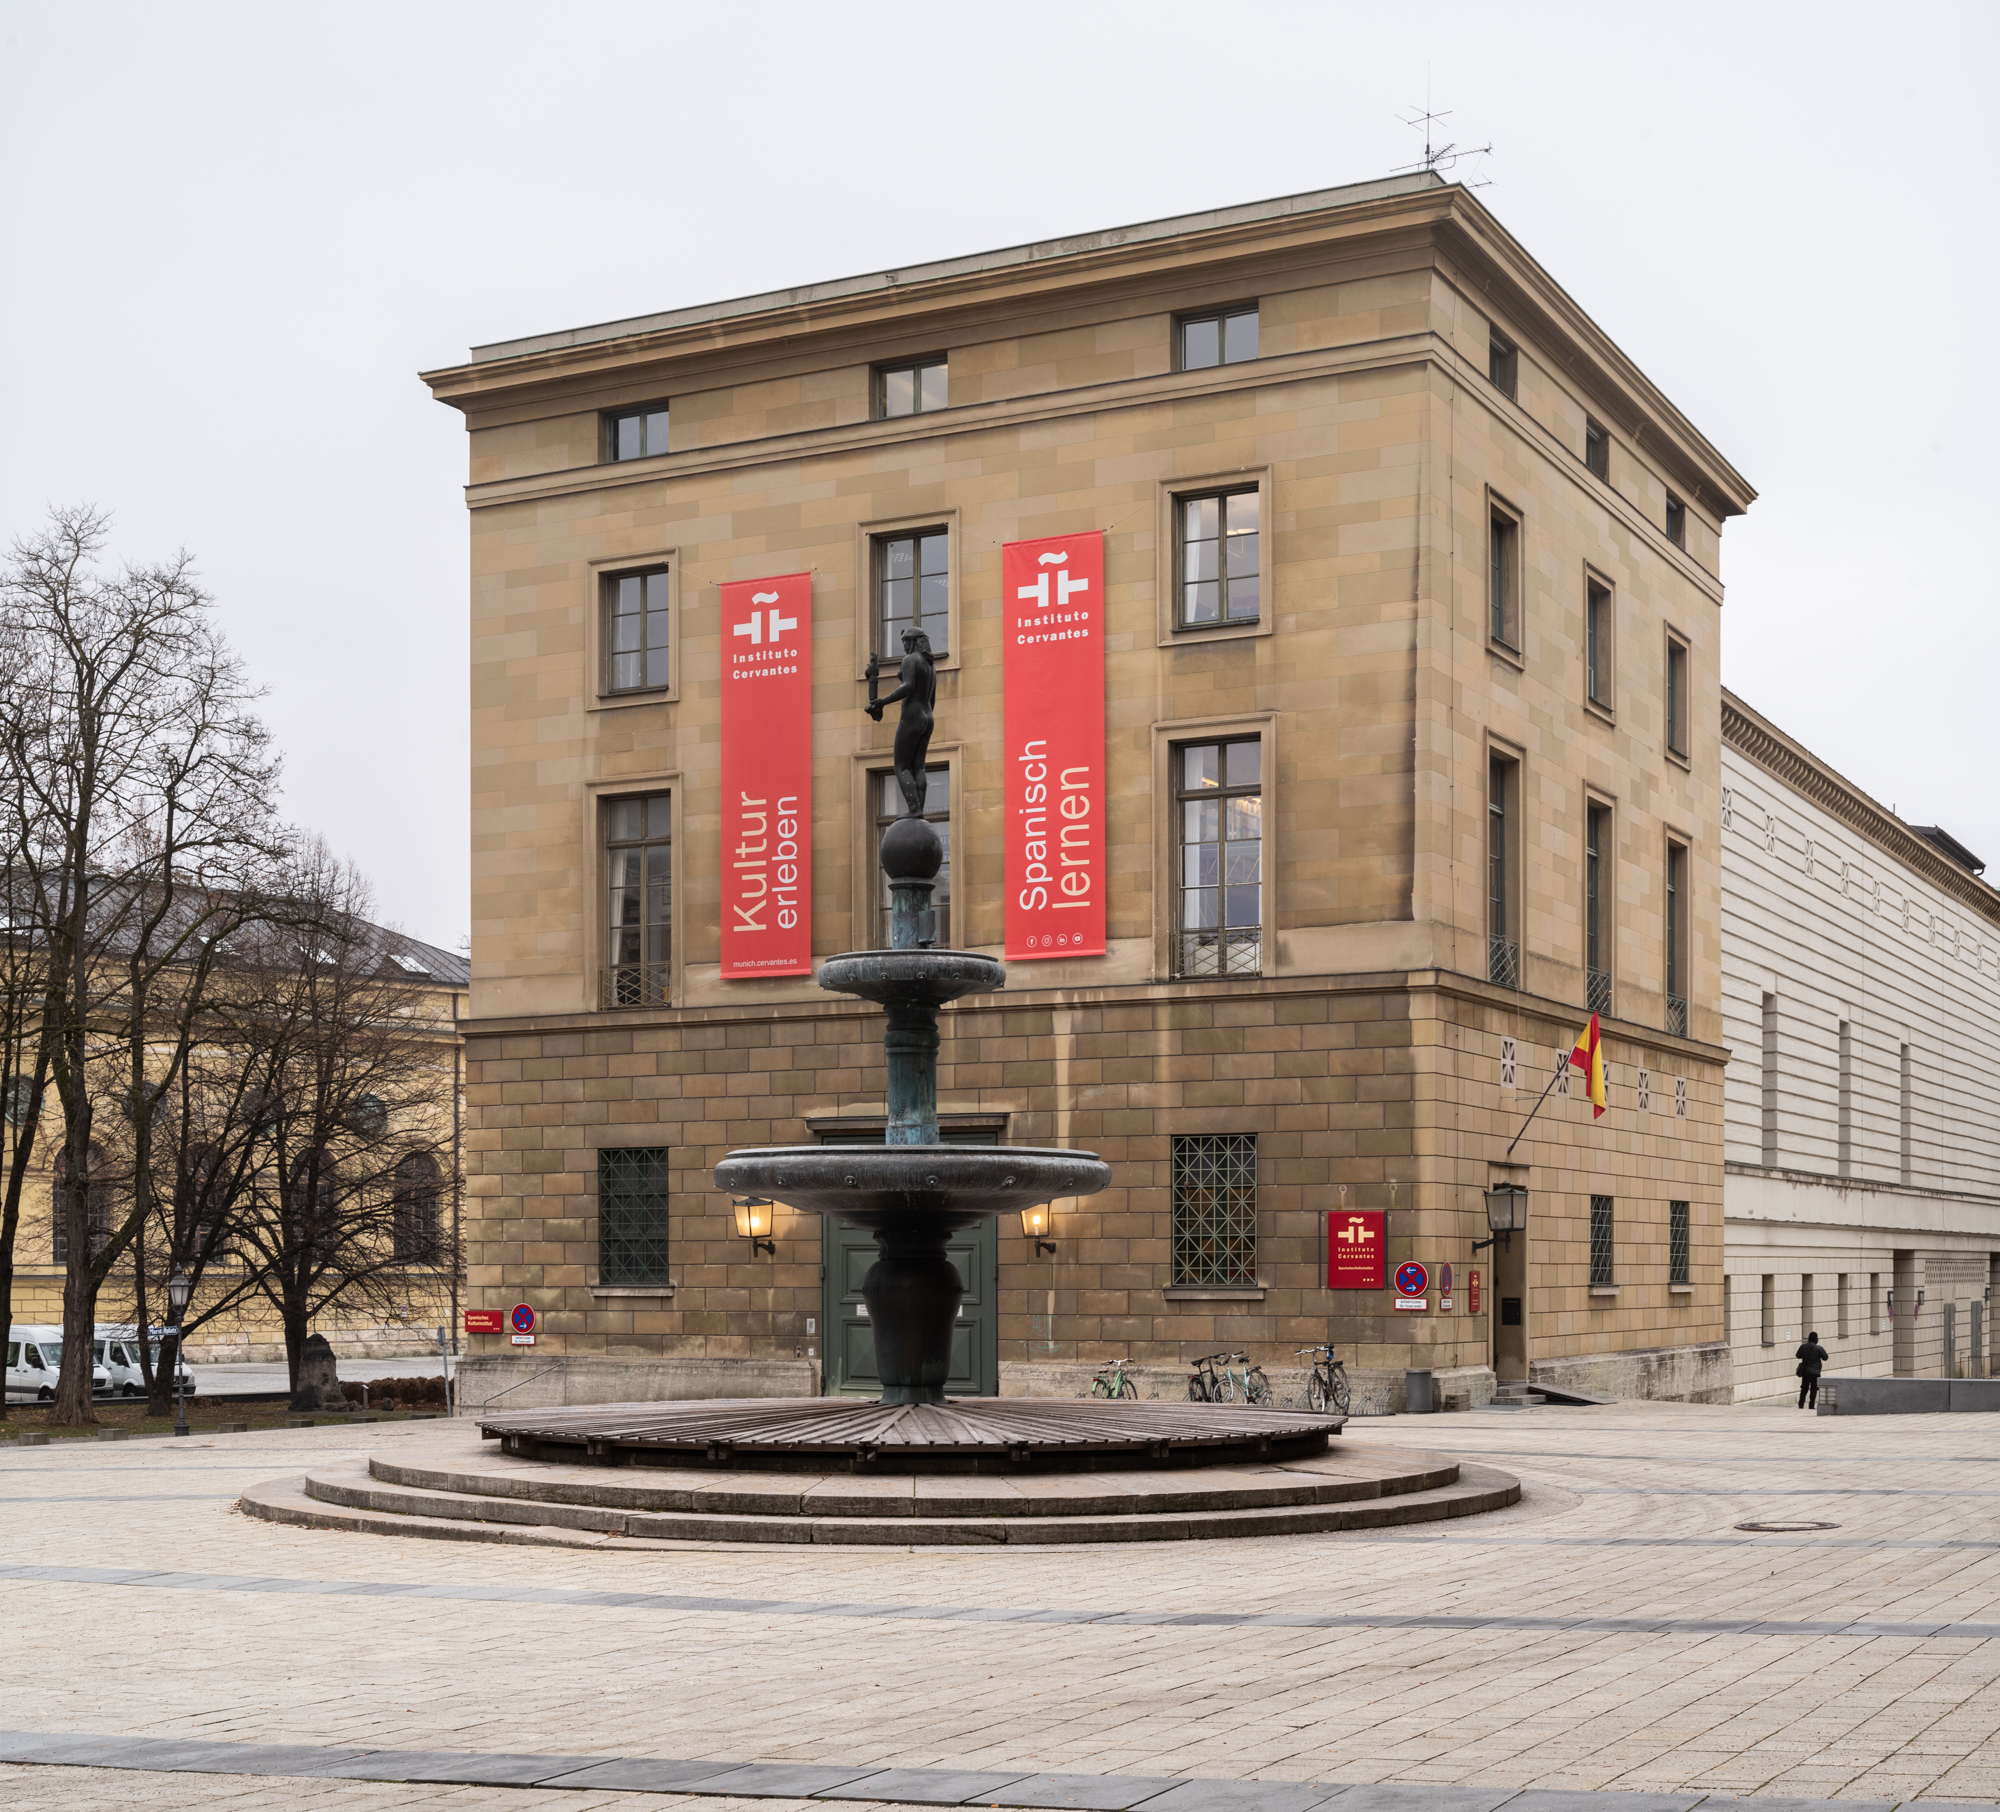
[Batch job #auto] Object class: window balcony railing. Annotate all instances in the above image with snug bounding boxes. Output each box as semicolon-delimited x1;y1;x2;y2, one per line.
1178;928;1261;979
1666;993;1688;1038
1587;967;1612;1016
602;962;670;1010
1488;935;1520;989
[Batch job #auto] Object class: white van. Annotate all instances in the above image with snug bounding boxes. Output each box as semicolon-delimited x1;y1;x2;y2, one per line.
6;1326;110;1402
96;1326;195;1399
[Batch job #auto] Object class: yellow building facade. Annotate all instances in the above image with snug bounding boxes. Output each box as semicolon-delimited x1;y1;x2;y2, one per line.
427;173;1754;1411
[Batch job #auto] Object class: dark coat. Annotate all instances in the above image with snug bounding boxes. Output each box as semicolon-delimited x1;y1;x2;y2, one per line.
1796;1340;1829;1377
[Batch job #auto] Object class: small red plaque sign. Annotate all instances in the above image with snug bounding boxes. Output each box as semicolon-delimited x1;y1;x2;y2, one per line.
463;1309;504;1335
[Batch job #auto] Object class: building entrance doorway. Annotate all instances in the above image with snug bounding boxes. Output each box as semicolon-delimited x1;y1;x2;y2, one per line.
1493;1226;1528;1381
816;1119;1002;1398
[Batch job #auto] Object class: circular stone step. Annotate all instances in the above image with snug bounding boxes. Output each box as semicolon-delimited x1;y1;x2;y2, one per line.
476;1396;1343;1474
237;1433;1520;1548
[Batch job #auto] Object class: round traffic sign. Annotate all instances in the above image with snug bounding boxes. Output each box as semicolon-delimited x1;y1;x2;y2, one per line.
510;1302;536;1334
1394;1262;1430;1298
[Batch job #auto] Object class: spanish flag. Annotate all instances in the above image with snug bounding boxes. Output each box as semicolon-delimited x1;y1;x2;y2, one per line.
1571;1012;1607;1119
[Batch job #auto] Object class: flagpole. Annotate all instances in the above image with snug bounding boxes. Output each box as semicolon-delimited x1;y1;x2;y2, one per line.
1504;1061;1566;1161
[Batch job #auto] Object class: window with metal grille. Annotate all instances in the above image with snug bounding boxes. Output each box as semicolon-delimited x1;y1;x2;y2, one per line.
1489;754;1518;987
1171;1133;1257;1287
1589;1194;1614;1287
1177;490;1259;627
603;568;670;694
392;1153;442;1265
1174;739;1261;978
1586;801;1611;1014
875;766;950;948
1489;327;1517;398
606;404;669;462
598;1147;672;1286
1179;306;1258;370
1489;509;1519;648
605;792;670;1007
875;529;948;658
1669;1200;1690;1286
877;358;947;419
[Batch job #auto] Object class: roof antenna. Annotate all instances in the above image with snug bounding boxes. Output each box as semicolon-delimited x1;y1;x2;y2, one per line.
1394;94;1493;187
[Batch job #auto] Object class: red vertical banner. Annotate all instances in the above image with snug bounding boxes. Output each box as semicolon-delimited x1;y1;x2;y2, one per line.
1003;530;1106;960
719;573;813;979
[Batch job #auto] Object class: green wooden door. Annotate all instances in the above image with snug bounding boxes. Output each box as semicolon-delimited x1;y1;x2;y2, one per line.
819;1128;1000;1399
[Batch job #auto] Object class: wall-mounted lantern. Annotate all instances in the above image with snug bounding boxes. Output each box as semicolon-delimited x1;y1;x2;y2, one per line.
1020;1201;1056;1258
732;1196;776;1258
1473;1182;1528;1254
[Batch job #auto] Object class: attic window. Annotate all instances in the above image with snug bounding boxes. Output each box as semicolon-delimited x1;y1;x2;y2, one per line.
390;953;432;976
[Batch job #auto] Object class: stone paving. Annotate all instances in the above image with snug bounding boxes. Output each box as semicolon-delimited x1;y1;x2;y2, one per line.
2;1399;1998;1807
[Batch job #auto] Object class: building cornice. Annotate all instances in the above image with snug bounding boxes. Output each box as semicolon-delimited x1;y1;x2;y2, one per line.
1722;687;2000;931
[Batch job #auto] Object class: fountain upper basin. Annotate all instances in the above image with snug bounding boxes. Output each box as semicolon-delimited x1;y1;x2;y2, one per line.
714;1144;1110;1234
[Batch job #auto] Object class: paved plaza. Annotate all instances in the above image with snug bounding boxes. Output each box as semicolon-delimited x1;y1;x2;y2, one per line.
3;1400;1998;1810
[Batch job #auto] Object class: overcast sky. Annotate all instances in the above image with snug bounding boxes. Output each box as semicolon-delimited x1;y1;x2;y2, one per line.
2;1;1993;943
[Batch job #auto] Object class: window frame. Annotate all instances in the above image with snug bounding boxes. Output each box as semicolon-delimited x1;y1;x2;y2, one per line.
1665;494;1687;549
1585;797;1614;1017
854;510;960;675
599;564;673;699
1487;748;1522;989
1169;1132;1259;1289
874;356;949;421
1174;486;1262;632
596;1145;673;1288
1668;1200;1691;1287
1156;469;1273;645
584;549;681;709
1488;326;1518;398
1170;735;1265;982
391;1152;443;1267
1584;571;1614;712
1488;496;1523;655
1150;713;1277;981
1584;418;1610;481
871;762;952;950
1589;1194;1615;1288
1664;632;1691;760
603;402;671;464
1176;304;1259;372
590;780;679;1013
1664;836;1690;1038
850;746;960;953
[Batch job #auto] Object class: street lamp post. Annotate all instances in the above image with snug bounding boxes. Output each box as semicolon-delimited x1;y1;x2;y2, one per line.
165;1271;192;1437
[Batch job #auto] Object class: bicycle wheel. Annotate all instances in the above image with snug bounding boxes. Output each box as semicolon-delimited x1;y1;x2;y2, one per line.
1090;1378;1110;1399
1115;1375;1138;1399
1246;1366;1272;1406
1307;1372;1329;1414
1330;1369;1352;1415
1186;1374;1208;1402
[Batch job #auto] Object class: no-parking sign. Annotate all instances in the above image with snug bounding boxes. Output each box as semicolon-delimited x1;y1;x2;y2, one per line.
510;1302;536;1346
1393;1261;1430;1312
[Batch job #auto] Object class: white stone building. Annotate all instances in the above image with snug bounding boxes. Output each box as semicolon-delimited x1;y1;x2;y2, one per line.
1721;690;2000;1400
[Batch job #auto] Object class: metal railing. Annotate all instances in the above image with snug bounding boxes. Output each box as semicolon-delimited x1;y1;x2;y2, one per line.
1178;928;1261;979
601;962;670;1009
1587;968;1612;1015
1666;994;1688;1038
1488;935;1520;989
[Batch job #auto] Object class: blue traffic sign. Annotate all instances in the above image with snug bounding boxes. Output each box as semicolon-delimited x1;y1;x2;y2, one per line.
1394;1262;1429;1298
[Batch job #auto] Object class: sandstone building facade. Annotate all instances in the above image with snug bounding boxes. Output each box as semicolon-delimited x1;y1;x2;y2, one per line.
1721;691;2000;1398
425;172;1755;1411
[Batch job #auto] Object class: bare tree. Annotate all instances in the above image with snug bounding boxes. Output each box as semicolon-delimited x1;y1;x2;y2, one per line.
217;847;460;1393
0;507;286;1423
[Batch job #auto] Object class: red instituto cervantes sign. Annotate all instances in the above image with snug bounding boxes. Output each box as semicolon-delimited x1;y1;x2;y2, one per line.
1326;1211;1385;1289
719;573;813;979
1003;530;1105;961
463;1309;504;1335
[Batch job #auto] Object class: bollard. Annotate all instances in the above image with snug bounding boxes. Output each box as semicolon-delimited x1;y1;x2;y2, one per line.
1404;1368;1435;1415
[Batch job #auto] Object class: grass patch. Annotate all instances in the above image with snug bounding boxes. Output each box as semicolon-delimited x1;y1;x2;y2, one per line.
1;1398;447;1440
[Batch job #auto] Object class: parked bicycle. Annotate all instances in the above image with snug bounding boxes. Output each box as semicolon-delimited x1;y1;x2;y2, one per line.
1297;1343;1352;1415
1226;1351;1275;1407
1186;1351;1273;1405
1089;1357;1138;1399
1185;1351;1229;1401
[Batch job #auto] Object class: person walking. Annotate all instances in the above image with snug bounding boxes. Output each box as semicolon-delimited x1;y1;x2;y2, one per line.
1796;1330;1829;1409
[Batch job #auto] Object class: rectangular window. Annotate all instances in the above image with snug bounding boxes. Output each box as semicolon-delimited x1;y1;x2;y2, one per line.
1761;1273;1776;1346
1870;1272;1881;1337
877;358;948;419
1586;577;1612;707
603;568;670;695
1761;993;1779;1166
607;404;670;462
1669;1200;1690;1286
1171;1132;1257;1286
604;792;671;1007
1801;1273;1815;1339
1174;739;1262;978
1666;635;1689;756
1489;507;1519;648
1585;418;1609;480
1586;802;1612;1016
1838;1272;1851;1339
598;1147;672;1286
1899;1043;1912;1185
876;766;950;948
1177;490;1259;627
1664;840;1688;1038
1179;306;1258;370
1489;754;1518;988
1665;495;1687;548
875;529;949;658
1489;327;1517;398
1838;1021;1854;1178
1589;1195;1614;1287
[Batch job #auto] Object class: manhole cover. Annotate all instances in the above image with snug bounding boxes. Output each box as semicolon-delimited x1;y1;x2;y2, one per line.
1734;1520;1839;1532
